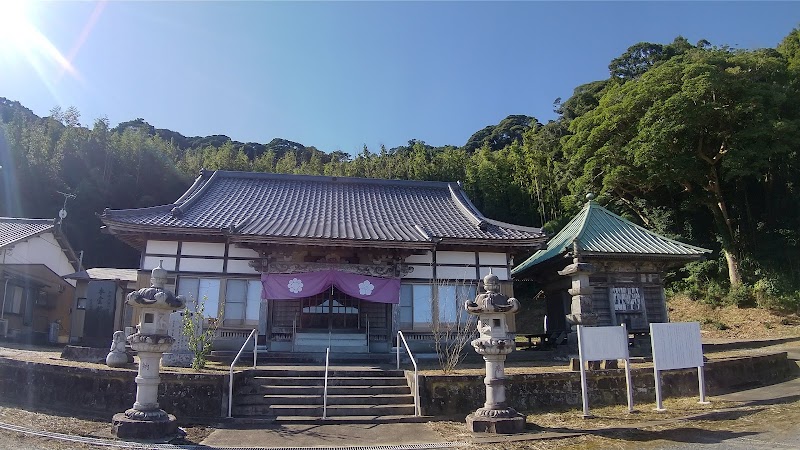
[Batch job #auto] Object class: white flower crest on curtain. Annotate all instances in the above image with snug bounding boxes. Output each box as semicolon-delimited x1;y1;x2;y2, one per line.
287;278;304;294
358;280;375;296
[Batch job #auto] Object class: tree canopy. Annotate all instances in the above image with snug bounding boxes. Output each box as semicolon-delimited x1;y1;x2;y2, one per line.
2;28;799;310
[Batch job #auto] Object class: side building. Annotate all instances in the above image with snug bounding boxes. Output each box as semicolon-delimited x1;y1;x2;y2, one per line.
100;170;547;353
512;195;710;341
0;217;81;343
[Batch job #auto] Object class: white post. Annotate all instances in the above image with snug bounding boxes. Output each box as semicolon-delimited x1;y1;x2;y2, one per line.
624;358;634;413
653;364;665;411
698;366;710;404
577;325;591;418
621;324;634;413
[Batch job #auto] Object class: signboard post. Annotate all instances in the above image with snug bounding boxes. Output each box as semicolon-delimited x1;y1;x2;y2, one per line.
576;324;633;418
650;322;708;411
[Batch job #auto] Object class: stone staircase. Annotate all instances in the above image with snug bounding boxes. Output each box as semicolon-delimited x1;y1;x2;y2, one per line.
294;332;369;353
231;368;418;423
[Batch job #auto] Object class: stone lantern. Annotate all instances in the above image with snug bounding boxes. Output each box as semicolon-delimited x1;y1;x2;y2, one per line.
112;262;185;439
558;240;597;358
464;273;525;433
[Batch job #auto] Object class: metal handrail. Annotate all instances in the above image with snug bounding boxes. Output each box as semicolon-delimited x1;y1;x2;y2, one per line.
322;347;330;419
292;314;297;352
396;331;420;416
227;328;258;418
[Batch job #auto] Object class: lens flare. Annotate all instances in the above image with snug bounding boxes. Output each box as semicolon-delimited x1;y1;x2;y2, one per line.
0;1;82;85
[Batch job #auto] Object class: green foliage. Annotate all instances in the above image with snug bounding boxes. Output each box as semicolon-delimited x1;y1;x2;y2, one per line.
701;317;729;331
1;28;800;310
182;296;219;371
725;285;756;308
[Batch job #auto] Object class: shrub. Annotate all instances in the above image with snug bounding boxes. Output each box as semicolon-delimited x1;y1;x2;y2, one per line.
182;295;219;371
725;285;756;307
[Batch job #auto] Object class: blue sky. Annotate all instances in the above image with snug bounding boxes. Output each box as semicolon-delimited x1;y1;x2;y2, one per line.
0;1;797;154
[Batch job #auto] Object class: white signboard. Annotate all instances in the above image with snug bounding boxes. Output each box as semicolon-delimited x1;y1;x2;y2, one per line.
650;322;704;371
577;325;633;417
612;287;642;311
579;326;629;361
650;322;708;410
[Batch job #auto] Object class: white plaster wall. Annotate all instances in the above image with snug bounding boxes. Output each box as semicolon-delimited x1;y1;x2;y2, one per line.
436;266;476;280
143;256;176;271
227;259;259;274
404;252;433;264
478;252;507;266
180;258;224;273
3;233;77;285
436;251;475;265
403;265;433;279
181;242;225;257
228;245;259;258
479;267;509;281
145;240;178;255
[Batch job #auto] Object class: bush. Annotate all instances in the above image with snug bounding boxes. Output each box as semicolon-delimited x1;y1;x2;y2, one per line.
182;296;219;371
701;317;729;331
753;275;800;313
725;285;756;307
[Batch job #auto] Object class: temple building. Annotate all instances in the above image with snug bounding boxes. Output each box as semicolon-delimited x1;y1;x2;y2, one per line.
100;170;546;354
512;195;710;341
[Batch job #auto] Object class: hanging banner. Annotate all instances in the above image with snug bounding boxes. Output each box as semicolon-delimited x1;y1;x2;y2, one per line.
261;270;401;304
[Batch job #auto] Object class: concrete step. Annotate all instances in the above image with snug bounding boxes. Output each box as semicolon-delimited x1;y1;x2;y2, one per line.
239;384;412;396
294;344;369;353
231;403;417;417
224;415;427;425
235;393;414;406
248;368;405;377
296;332;367;341
248;376;408;387
264;354;394;364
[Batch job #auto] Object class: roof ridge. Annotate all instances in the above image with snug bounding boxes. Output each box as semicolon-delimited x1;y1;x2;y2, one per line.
171;169;220;216
208;169;454;188
0;217;56;224
447;183;486;227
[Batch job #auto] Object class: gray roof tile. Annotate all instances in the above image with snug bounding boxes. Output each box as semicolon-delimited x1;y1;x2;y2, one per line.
102;171;545;246
0;217;56;249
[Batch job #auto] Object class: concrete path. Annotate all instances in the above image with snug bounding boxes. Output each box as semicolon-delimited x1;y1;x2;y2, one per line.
716;373;800;404
200;422;456;448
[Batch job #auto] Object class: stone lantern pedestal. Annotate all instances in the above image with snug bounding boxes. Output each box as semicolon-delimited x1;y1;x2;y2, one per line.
112;263;185;440
464;274;525;434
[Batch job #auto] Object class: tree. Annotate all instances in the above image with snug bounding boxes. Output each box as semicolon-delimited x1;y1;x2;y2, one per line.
565;46;800;286
777;27;800;72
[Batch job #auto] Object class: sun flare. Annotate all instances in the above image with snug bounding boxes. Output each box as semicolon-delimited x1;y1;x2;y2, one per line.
0;0;79;80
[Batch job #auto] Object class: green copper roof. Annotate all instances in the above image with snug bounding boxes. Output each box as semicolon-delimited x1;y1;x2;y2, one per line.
511;200;711;276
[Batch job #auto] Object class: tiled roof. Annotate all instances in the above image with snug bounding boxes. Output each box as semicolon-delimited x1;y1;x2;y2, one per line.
101;171;546;247
64;268;139;282
0;217;56;249
512;200;711;276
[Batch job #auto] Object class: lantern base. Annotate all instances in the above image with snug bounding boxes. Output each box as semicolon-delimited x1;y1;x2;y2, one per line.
111;411;180;440
466;411;526;434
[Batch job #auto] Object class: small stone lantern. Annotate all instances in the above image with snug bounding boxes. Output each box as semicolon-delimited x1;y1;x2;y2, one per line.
464;273;525;433
112;262;185;439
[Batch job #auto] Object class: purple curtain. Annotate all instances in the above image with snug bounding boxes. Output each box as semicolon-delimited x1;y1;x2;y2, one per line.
261;270;401;304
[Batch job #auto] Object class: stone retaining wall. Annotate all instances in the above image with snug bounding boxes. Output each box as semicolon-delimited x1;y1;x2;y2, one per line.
0;358;226;422
418;352;798;416
0;352;794;421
